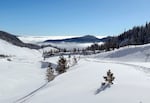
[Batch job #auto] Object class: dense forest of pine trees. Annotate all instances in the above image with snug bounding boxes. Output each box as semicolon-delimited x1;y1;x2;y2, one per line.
117;22;150;46
87;22;150;51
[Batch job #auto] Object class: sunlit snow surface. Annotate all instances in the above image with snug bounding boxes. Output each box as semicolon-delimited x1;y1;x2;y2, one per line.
0;38;150;103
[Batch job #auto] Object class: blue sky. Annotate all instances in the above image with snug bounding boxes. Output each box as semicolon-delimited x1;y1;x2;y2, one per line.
0;0;150;36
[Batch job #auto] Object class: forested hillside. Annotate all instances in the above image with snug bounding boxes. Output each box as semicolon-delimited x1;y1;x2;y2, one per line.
87;22;150;51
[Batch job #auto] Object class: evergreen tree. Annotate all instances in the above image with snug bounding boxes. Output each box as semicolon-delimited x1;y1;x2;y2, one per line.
93;22;150;52
46;63;55;82
102;69;115;85
56;56;67;74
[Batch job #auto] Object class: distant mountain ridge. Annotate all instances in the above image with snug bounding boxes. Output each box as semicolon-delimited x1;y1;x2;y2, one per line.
44;35;111;43
0;31;40;49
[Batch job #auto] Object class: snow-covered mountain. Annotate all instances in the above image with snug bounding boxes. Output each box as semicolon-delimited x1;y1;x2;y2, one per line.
44;35;106;43
19;35;105;50
0;37;150;103
18;35;105;43
18;36;79;43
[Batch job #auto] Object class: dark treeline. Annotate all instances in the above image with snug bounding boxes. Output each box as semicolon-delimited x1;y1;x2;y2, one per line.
87;22;150;51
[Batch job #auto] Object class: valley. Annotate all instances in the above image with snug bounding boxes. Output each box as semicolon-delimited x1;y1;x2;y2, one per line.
0;36;150;103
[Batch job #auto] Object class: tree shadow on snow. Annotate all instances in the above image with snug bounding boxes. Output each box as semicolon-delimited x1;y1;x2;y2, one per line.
95;83;111;95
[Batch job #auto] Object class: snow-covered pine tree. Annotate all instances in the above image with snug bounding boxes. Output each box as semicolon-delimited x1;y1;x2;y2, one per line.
56;56;67;74
46;63;55;82
103;69;115;84
95;69;115;94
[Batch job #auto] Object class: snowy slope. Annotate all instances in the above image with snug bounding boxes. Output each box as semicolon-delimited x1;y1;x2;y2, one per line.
0;39;46;103
22;58;150;103
93;44;150;62
1;38;150;103
0;39;41;59
15;44;150;103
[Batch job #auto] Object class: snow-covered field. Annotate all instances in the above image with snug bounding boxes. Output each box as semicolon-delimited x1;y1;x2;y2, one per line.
0;38;150;103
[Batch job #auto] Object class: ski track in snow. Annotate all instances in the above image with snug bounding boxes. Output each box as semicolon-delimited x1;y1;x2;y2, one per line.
13;82;48;103
13;58;79;103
